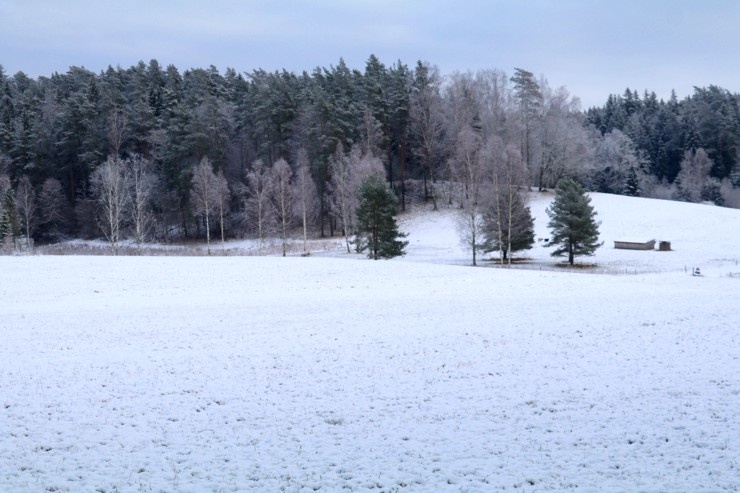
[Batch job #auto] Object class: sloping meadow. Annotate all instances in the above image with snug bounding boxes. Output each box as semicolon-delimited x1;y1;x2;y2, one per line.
1;193;739;491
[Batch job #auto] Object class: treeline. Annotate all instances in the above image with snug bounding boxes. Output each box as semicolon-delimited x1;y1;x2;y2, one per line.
587;87;740;202
0;55;738;250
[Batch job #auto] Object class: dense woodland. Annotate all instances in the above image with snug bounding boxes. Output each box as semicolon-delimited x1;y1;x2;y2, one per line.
0;55;739;250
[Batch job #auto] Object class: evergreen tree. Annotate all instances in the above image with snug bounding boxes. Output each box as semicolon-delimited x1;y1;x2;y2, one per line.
546;179;602;265
353;174;408;259
624;165;640;196
0;187;21;244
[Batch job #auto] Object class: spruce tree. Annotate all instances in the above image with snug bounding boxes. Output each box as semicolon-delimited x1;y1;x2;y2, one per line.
624;165;640;196
353;175;408;259
546;179;602;266
0;188;20;242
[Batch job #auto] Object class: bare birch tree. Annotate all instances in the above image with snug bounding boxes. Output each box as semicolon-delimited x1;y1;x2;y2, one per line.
293;149;318;255
329;146;385;253
271;158;293;256
328;147;355;253
484;140;534;264
190;156;219;254
128;154;157;252
245;160;273;254
91;155;130;255
107;110;127;157
453;125;487;266
535;85;591;190
215;169;230;244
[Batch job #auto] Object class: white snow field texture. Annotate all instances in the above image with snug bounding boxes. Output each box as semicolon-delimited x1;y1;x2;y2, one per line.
1;192;739;492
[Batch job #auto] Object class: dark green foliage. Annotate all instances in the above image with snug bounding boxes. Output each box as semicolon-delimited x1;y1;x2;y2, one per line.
546;179;602;265
587;85;740;185
624;166;640;196
1;56;739;245
482;189;535;261
0;188;21;241
353;175;408;259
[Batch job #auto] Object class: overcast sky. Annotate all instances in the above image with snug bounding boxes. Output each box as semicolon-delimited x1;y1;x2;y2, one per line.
1;0;739;108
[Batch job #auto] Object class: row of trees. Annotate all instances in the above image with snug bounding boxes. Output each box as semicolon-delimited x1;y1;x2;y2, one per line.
0;56;737;252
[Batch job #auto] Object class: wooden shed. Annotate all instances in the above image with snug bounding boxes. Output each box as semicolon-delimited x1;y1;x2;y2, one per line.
614;239;656;250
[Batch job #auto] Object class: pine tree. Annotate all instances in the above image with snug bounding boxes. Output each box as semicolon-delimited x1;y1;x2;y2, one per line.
546;179;602;266
353;175;408;259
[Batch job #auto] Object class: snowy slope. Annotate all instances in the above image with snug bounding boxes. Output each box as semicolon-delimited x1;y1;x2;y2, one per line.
396;192;740;276
1;194;739;492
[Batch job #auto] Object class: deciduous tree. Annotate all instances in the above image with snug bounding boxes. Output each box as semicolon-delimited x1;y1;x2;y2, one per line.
293;148;318;255
271;158;293;256
245;160;273;254
128;155;157;252
190;156;218;253
91;155;130;254
483;140;534;263
674;148;713;203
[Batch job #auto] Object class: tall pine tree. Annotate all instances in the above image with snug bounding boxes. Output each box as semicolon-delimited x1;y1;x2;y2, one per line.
546;179;602;266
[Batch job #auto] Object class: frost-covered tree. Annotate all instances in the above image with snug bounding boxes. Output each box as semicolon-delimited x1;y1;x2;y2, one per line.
329;146;385;253
482;140;533;264
215;169;230;244
293;148;319;255
546;179;602;265
91;156;130;254
590;129;644;195
271;158;293;256
452;125;486;266
674;148;713;203
190;157;219;253
482;188;534;262
535;85;591;190
128;155;157;251
328;147;354;252
245;160;273;254
483;140;531;265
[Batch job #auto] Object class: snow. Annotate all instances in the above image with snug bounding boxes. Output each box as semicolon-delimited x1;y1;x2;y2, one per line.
1;193;739;492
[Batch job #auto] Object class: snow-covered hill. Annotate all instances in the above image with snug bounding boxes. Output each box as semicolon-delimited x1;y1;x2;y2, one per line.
395;191;740;276
1;193;739;492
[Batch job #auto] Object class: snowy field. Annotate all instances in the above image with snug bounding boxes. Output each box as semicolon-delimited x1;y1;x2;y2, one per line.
1;193;739;492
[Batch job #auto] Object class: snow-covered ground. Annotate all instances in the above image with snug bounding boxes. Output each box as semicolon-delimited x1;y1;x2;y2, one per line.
1;193;739;492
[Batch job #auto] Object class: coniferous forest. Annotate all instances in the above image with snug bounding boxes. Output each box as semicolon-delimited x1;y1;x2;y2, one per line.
0;55;738;249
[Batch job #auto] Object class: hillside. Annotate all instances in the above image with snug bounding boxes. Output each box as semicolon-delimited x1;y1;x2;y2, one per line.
1;193;739;492
395;191;740;277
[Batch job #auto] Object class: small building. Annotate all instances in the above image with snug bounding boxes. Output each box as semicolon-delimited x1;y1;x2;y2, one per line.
659;241;672;251
614;239;656;250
